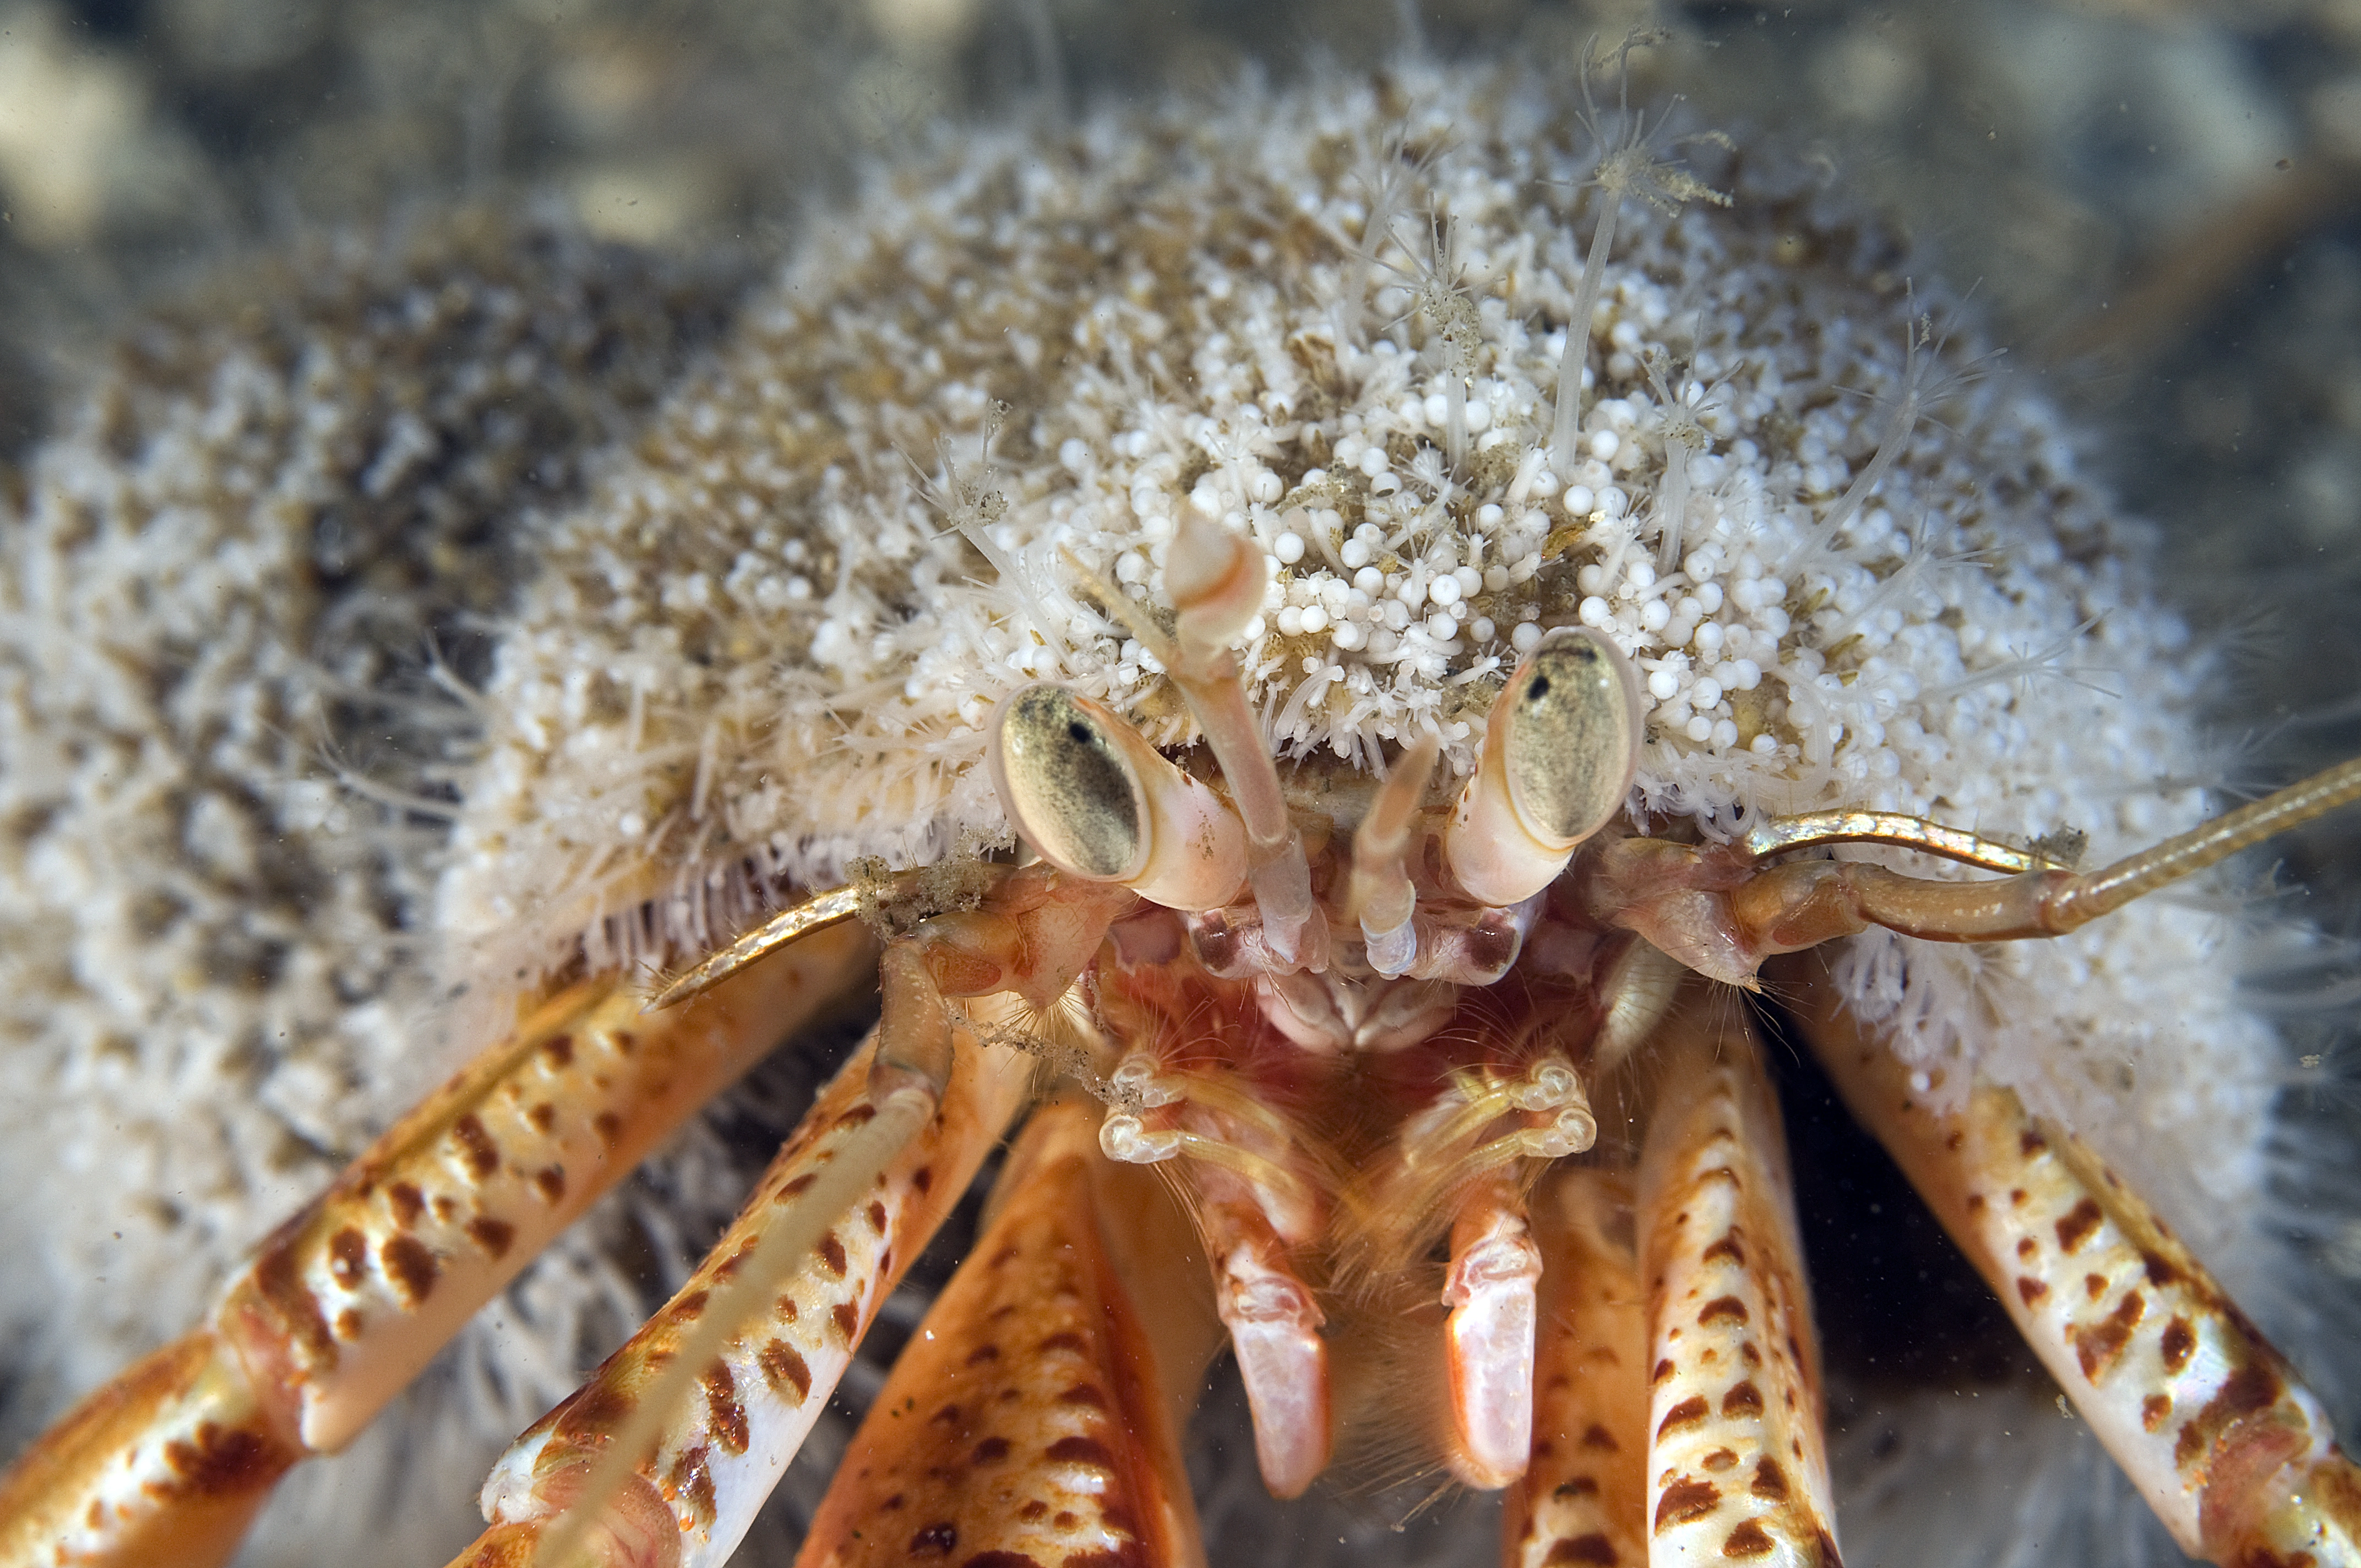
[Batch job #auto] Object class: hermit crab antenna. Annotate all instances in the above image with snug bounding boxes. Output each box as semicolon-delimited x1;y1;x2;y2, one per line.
645;883;869;1011
1633;754;2361;979
2046;753;2361;930
1084;511;1320;959
1347;733;1440;977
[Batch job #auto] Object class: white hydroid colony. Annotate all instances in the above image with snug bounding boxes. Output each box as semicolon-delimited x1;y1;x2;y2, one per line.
445;57;2271;1262
0;51;2331;1568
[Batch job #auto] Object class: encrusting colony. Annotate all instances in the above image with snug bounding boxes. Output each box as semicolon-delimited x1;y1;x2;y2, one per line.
0;50;2324;1568
444;59;2273;1267
0;216;752;1554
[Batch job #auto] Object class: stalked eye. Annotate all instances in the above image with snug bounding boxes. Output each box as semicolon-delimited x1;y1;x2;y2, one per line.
1445;626;1644;909
1500;628;1642;850
991;685;1146;881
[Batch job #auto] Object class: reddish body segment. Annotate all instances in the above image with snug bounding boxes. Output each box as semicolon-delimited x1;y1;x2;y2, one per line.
1636;1001;1841;1568
1792;961;2361;1568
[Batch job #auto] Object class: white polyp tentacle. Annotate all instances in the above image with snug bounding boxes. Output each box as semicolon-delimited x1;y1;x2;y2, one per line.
1550;187;1620;465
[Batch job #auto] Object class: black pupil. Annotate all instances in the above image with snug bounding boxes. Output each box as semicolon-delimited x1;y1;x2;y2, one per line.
1526;675;1551;701
1068;721;1095;745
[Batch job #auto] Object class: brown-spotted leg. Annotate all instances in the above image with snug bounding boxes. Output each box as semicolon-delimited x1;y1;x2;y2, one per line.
1637;998;1842;1568
1505;1167;1648;1568
1788;957;2361;1568
797;1093;1218;1568
448;867;1135;1568
447;992;1035;1568
0;921;874;1568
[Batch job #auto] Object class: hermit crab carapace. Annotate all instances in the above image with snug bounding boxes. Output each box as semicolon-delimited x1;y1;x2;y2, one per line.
4;51;2359;1568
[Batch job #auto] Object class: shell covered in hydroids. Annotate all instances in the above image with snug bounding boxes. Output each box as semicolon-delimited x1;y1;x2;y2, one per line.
0;48;2325;1568
443;58;2270;1267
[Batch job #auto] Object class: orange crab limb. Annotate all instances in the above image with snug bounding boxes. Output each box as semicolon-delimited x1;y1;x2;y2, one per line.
447;993;1035;1568
1506;1168;1648;1568
1637;999;1842;1567
797;1095;1215;1568
1792;962;2361;1568
1441;1173;1543;1490
1204;1197;1333;1501
0;1329;297;1568
0;922;873;1568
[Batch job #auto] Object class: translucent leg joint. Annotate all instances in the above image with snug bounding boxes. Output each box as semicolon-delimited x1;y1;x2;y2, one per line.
1362;914;1417;978
873;942;955;1103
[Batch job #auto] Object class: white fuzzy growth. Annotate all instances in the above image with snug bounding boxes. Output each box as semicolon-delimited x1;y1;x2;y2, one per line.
436;62;2280;1267
0;222;765;1560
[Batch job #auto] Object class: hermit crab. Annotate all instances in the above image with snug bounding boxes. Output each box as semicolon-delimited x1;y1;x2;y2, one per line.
3;51;2358;1568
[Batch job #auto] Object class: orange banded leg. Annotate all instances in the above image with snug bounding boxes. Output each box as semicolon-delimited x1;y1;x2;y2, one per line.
0;925;872;1568
448;996;1035;1568
1506;1167;1648;1568
1792;964;2361;1567
797;1094;1215;1568
1637;1001;1841;1568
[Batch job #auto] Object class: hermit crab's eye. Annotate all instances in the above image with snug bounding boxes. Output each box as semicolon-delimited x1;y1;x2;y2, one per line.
988;683;1249;911
1502;629;1642;848
1447;627;1642;908
993;685;1143;879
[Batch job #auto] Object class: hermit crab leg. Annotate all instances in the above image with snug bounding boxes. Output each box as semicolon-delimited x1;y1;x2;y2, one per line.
1203;1196;1334;1500
1790;962;2361;1568
0;920;874;1568
448;989;1036;1568
454;864;1141;1568
1506;1168;1648;1568
797;1093;1218;1568
1636;997;1842;1567
1441;1174;1544;1490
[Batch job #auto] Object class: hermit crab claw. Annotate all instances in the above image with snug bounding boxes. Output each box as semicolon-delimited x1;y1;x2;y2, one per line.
991;683;1250;912
1447;627;1643;907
